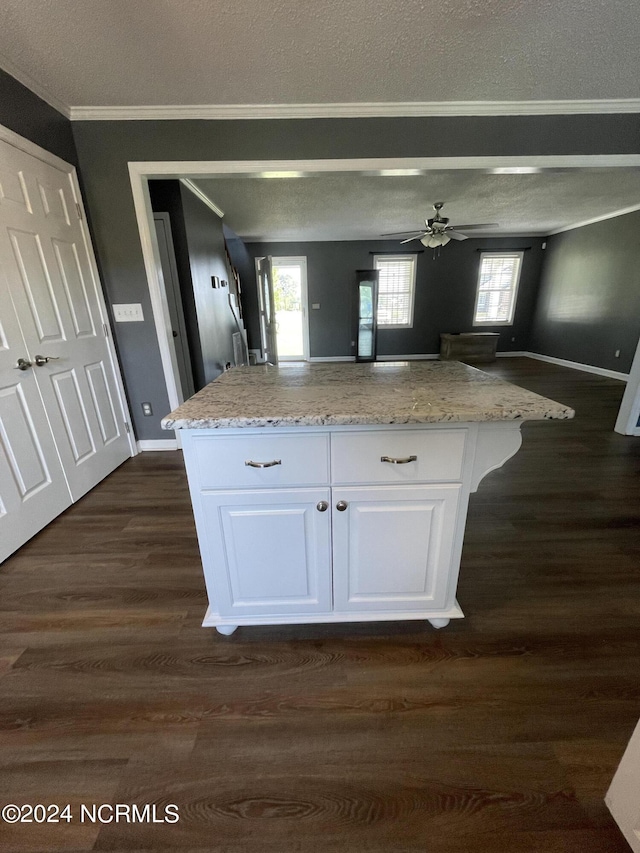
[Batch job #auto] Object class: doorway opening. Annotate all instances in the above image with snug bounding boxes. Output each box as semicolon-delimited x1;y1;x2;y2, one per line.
256;256;310;361
272;257;309;361
128;156;640;433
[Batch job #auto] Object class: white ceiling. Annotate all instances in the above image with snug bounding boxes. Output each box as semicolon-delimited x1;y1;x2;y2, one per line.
193;169;640;241
0;0;639;110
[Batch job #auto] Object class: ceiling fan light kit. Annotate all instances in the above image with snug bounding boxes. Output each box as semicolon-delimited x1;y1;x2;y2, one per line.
421;233;451;248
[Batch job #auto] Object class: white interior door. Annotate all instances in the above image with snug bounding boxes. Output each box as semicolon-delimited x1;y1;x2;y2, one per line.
0;129;132;559
0;256;72;561
153;213;195;401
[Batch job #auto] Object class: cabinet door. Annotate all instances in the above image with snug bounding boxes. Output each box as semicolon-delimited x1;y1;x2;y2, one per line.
332;484;461;613
198;488;332;617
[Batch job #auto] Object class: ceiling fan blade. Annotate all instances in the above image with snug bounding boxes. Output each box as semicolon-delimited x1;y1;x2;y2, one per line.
449;223;499;231
400;235;425;244
446;230;468;241
380;230;426;237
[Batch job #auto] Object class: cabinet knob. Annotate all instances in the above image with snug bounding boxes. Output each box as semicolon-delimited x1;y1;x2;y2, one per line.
336;500;348;512
316;501;328;512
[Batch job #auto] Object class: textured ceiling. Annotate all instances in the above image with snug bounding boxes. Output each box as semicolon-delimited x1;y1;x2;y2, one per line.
0;0;639;107
193;169;640;242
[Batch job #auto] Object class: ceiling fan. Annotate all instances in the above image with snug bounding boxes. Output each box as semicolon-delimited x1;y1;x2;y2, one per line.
381;202;498;249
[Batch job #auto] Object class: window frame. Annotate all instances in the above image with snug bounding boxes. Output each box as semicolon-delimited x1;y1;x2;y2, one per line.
373;253;417;329
473;251;524;327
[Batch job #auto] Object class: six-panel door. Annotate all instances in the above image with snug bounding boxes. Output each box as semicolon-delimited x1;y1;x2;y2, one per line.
0;133;131;560
331;484;462;612
0;261;72;561
0;137;130;505
199;488;332;617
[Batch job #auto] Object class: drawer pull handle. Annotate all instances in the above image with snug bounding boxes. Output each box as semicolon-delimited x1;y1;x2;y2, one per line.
336;500;348;512
381;455;417;464
316;501;328;512
245;459;282;468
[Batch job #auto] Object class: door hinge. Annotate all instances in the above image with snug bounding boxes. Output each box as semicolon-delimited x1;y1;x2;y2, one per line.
103;323;108;337
124;422;131;434
75;202;83;220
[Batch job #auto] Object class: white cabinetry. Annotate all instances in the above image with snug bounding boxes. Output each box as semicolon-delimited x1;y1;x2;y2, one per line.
182;422;523;635
199;488;332;619
332;484;461;613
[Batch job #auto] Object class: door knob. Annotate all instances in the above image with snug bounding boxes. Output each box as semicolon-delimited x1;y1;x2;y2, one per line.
336;500;348;512
34;354;60;366
316;501;328;512
14;358;32;371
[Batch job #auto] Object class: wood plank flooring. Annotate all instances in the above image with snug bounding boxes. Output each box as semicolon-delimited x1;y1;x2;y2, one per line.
0;358;639;852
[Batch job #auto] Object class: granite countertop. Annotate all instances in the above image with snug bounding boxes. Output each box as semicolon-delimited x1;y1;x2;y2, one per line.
161;361;574;429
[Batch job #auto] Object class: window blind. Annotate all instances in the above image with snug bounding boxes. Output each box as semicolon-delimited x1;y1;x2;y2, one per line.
475;253;522;324
374;255;416;327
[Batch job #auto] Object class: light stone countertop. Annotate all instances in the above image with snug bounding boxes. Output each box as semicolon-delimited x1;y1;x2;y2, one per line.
161;361;574;429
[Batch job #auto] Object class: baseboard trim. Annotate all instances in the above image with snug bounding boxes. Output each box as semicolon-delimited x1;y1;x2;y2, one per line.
137;439;179;451
306;350;628;381
309;356;356;362
525;352;629;381
375;353;439;361
310;354;440;362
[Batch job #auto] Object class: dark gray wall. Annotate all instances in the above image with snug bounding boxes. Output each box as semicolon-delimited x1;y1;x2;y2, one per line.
0;69;77;165
179;186;236;386
530;210;640;373
70;114;640;438
149;180;236;395
224;225;258;349
246;238;545;358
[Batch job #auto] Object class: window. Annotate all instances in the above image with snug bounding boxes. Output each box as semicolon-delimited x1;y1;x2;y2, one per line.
473;252;523;326
374;254;417;328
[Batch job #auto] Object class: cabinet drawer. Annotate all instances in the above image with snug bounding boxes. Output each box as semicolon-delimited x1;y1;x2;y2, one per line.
331;429;467;484
188;432;330;489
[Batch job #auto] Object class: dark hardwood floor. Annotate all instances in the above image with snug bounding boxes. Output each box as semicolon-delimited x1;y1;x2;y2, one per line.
1;357;639;852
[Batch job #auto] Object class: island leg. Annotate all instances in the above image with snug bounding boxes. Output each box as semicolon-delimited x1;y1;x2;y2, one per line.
216;624;238;636
428;618;450;630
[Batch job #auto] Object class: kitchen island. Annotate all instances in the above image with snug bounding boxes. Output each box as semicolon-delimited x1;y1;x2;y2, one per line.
162;361;573;635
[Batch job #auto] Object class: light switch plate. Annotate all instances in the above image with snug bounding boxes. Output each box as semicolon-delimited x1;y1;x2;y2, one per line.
113;303;144;322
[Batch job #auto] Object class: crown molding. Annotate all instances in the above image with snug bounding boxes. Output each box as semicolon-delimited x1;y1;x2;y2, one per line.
69;99;640;122
549;201;640;235
179;179;224;217
0;55;71;118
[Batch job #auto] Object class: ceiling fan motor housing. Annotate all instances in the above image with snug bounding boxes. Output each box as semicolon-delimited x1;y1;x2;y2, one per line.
428;202;448;230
